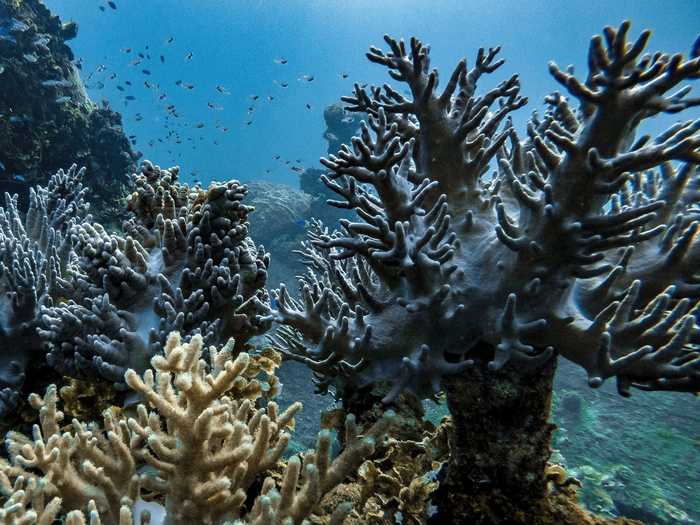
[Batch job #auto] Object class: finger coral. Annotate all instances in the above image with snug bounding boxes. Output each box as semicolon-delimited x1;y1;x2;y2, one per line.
0;332;394;525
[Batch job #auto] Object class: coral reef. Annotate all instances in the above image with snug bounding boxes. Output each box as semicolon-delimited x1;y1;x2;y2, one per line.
0;332;395;524
0;160;271;428
265;22;700;523
0;0;138;223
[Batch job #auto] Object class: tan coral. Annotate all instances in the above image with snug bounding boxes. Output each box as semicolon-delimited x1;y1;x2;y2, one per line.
1;332;394;525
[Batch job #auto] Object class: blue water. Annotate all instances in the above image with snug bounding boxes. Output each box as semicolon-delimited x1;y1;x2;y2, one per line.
44;0;700;188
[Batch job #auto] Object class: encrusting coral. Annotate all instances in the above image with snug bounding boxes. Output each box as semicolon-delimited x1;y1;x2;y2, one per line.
0;159;272;425
264;21;700;523
0;332;395;525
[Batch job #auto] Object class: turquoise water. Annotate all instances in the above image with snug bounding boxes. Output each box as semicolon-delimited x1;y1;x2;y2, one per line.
45;0;700;187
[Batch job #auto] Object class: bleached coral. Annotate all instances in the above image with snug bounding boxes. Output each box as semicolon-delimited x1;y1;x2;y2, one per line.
0;332;394;525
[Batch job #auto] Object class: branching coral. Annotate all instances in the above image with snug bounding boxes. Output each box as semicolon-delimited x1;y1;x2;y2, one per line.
0;159;271;422
0;164;87;420
268;22;700;401
264;21;700;523
0;332;394;525
38;160;270;389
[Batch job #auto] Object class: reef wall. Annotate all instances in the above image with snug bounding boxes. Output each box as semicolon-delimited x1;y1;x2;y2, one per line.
0;0;138;224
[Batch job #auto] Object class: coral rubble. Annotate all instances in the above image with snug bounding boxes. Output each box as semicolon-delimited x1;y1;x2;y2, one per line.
266;22;700;523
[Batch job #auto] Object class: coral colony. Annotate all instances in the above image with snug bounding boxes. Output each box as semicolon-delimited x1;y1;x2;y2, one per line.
0;15;699;525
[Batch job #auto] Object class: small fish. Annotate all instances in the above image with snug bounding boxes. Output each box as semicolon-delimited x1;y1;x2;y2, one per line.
195;123;205;129
299;74;314;82
185;52;193;60
96;81;105;89
0;65;5;75
0;160;5;172
216;85;230;95
121;47;132;53
159;94;167;100
340;72;349;79
117;85;125;91
99;5;105;11
109;73;117;80
160;55;165;63
128;134;136;139
305;103;312;109
135;113;143;121
125;95;136;100
273;57;288;65
138;52;145;59
55;96;71;104
182;83;195;90
108;1;117;9
250;95;259;101
207;102;223;110
273;155;280;160
166;36;174;44
245;120;253;126
41;79;72;88
279;82;288;88
129;58;142;66
267;95;274;102
175;80;182;86
23;53;38;63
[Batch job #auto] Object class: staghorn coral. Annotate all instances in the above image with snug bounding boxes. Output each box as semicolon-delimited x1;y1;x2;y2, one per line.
265;22;700;523
0;332;394;525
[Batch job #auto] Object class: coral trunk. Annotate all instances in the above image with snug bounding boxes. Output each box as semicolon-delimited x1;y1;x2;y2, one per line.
438;354;558;524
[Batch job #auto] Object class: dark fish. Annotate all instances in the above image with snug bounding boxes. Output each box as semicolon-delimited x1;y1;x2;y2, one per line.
142;69;151;75
175;80;182;86
280;82;288;88
305;103;312;109
125;80;132;86
185;52;193;60
160;55;165;63
109;73;117;80
159;94;167;100
126;95;136;100
273;155;280;160
108;1;116;9
216;85;230;95
138;52;145;59
340;72;349;79
166;36;174;44
117;85;125;91
195;123;205;129
99;6;105;11
245;121;252;126
250;95;259;101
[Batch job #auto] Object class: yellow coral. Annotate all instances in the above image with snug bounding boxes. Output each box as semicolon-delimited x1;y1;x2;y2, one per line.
0;333;394;525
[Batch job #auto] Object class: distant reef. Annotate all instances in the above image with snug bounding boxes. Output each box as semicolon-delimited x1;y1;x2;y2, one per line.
0;0;139;224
